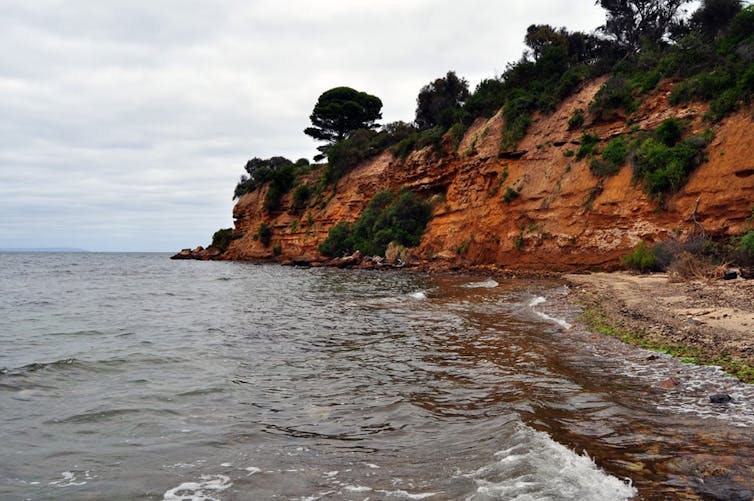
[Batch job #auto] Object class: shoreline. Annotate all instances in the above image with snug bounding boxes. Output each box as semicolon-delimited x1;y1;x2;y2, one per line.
173;250;754;382
565;271;754;383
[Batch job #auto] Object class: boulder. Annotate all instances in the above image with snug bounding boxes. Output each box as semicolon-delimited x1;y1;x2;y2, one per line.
170;249;193;260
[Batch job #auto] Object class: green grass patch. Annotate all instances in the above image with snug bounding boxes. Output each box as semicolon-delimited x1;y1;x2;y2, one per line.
579;304;754;383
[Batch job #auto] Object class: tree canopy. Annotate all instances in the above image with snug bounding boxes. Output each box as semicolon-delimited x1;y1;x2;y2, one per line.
415;71;470;130
304;87;383;145
598;0;690;52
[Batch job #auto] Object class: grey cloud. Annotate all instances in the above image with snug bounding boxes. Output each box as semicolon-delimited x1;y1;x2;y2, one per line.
1;0;605;251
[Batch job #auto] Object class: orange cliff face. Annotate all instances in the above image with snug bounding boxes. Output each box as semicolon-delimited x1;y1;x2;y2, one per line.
223;79;754;272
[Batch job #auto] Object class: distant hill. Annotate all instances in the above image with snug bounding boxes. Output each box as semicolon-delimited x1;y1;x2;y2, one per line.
0;247;89;253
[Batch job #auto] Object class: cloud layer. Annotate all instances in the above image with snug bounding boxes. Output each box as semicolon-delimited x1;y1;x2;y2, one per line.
0;0;605;251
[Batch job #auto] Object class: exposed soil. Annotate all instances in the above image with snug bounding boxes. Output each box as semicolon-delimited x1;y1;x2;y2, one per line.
566;272;754;380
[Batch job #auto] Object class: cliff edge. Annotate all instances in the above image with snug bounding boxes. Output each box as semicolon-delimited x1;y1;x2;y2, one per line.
204;79;754;272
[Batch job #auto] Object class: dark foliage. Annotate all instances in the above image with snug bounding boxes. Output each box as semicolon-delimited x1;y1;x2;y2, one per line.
256;223;272;247
318;190;432;257
690;0;743;39
211;228;241;253
292;184;311;211
304;87;383;147
591;135;628;176
234;156;295;200
630;119;712;196
464;78;507;119
598;0;689;53
590;77;636;119
264;162;298;211
415;71;470;130
577;133;600;159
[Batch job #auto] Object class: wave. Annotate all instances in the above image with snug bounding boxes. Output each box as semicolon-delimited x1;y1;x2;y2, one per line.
466;424;636;500
163;474;232;501
527;296;572;329
409;291;428;300
463;278;499;289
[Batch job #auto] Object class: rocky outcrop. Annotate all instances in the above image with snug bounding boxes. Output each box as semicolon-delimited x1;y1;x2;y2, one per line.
215;78;754;272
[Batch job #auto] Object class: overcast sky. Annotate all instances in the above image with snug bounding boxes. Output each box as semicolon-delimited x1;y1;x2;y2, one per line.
1;0;606;252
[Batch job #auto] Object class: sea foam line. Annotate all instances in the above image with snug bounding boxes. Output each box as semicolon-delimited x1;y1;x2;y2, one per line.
528;296;572;329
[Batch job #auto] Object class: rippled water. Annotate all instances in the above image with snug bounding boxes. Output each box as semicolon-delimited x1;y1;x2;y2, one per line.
1;253;753;500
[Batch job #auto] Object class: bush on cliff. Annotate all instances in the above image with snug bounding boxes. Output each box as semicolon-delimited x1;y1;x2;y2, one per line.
622;241;658;273
318;189;432;257
630;119;711;197
212;228;241;253
738;231;754;265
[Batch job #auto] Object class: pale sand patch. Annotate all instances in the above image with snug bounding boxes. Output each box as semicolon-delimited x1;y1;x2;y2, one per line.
565;272;754;370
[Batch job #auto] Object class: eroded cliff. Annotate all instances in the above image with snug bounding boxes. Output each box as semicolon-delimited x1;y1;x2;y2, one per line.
223;79;754;272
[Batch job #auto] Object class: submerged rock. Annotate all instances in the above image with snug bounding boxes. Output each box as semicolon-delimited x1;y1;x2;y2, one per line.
709;393;733;404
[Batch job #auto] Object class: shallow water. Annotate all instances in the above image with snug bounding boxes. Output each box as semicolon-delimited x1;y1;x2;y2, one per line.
0;253;752;500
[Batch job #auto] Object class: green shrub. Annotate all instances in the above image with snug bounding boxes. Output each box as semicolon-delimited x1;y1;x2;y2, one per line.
669;68;737;105
211;228;241;253
318;190;432;257
317;222;353;257
655;118;684;146
502;187;520;204
415;126;446;152
622;241;657;273
590;77;635;119
292;184;311;211
326;128;379;181
264;162;297;211
634;69;662;93
449;122;466;150
577;133;600;159
256;223;272;247
590;158;621;177
568;109;584;129
632;131;709;196
709;87;742;120
601;136;628;167
391;133;418;158
464;78;507;118
501;89;536;150
234;156;294;200
739;230;754;264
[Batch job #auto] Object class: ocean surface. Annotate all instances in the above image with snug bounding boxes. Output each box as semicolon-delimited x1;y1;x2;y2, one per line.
1;253;753;500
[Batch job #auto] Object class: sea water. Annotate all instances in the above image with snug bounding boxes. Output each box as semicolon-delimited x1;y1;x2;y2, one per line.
1;253;752;500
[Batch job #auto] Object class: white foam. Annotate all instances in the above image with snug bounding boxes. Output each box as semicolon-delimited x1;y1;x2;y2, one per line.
534;311;573;330
466;425;636;501
527;296;572;329
49;471;87;487
463;279;499;289
528;296;546;307
345;484;373;492
376;489;440;499
409;291;427;300
245;466;261;476
163;474;232;501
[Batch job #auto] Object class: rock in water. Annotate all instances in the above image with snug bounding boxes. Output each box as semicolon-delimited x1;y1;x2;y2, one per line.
709;393;733;404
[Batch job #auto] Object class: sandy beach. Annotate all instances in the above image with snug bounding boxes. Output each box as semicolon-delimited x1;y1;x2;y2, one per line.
567;272;754;383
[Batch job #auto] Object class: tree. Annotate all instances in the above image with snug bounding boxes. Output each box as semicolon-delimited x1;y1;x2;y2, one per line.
690;0;743;39
304;87;383;145
597;0;690;52
524;24;568;61
415;71;470;130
